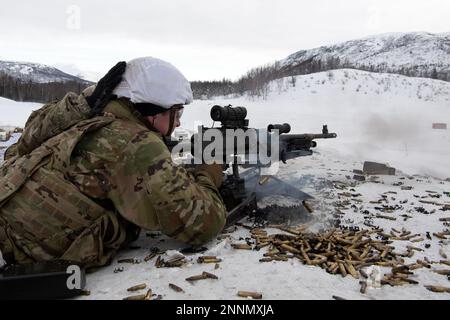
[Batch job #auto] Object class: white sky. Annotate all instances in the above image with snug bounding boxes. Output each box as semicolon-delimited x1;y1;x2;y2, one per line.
1;0;449;81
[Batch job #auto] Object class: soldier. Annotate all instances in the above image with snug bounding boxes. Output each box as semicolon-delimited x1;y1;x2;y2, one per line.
0;57;226;268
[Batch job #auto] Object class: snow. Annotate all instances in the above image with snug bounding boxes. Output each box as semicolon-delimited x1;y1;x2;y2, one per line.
0;70;449;300
0;60;91;84
280;32;450;78
0;97;41;127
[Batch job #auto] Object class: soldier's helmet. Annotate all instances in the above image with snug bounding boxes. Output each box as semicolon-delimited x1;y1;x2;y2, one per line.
113;57;193;110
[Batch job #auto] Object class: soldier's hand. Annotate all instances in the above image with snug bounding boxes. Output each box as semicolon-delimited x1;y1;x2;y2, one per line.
86;61;127;116
194;163;224;188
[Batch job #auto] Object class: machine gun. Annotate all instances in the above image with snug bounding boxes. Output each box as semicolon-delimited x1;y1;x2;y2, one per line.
168;105;337;226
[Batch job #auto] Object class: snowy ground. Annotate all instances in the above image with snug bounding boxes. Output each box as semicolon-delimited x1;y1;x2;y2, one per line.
0;70;449;299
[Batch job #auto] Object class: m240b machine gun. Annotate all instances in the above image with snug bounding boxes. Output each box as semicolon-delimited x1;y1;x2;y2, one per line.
168;105;337;226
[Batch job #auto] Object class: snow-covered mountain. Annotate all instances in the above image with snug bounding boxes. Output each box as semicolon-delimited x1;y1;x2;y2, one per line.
277;32;450;82
0;60;92;84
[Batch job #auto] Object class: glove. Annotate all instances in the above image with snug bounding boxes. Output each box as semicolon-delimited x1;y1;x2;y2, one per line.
86;61;127;116
194;163;224;188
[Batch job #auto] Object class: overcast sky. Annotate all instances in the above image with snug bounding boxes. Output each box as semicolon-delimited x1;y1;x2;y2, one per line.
1;0;449;81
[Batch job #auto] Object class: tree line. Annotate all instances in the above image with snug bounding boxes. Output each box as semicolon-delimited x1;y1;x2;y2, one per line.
2;56;449;103
0;72;91;103
192;56;449;99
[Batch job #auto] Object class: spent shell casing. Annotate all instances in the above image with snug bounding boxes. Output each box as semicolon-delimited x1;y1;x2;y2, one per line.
144;253;157;262
424;285;450;293
127;283;147;292
237;291;263;299
300;247;312;265
432;269;450;276
259;175;271;185
380;248;390;259
407;245;424;252
118;258;137;264
338;263;347;277
202;271;219;279
392;265;410;274
169;283;184;292
302;200;314;213
359;269;368;279
439;260;450;266
433;233;447;240
408;263;424;270
185;274;208;282
400;278;419;285
360;281;367;294
281;243;301;254
345;262;359;279
197;256;222;264
123;294;147;300
231;243;253;250
144;289;153;300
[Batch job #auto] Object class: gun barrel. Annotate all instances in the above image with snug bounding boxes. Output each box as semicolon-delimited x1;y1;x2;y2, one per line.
280;133;337;140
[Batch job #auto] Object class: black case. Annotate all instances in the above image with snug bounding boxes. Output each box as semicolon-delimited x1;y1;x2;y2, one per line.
0;261;86;300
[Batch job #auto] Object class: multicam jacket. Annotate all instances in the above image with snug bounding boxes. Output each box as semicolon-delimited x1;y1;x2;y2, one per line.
0;99;226;268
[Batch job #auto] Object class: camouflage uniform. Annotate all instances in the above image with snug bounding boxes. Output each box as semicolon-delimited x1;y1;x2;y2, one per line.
0;99;226;268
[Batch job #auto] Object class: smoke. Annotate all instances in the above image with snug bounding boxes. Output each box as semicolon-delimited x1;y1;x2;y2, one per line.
362;113;425;144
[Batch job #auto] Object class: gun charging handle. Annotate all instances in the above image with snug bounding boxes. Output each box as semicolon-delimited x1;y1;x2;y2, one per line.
268;123;291;134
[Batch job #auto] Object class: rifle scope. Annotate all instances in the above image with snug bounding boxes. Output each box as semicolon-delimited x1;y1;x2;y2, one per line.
211;105;247;122
268;123;291;134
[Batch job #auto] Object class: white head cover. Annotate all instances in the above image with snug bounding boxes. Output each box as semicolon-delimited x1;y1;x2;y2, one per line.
113;57;193;109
